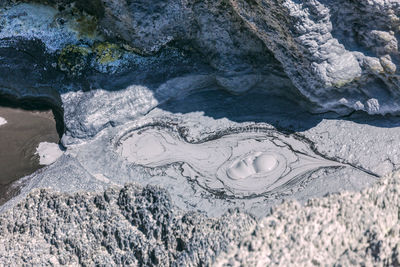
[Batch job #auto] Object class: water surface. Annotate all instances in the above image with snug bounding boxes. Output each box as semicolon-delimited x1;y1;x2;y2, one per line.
0;106;59;204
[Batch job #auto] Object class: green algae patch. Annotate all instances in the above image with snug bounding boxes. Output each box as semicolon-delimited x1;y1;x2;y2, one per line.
93;42;122;64
58;44;91;76
72;12;99;39
49;4;101;40
57;41;127;76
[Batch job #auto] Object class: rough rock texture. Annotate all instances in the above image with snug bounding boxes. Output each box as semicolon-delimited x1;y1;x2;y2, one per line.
1;172;400;266
17;0;397;114
0;184;255;266
216;171;400;266
2;0;400;114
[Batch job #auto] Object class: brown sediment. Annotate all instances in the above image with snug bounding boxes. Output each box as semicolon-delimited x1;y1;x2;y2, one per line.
0;96;64;137
0;100;61;205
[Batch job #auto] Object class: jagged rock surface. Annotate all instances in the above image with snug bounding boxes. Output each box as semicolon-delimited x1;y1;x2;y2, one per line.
216;171;400;266
1;172;400;266
5;0;400;114
15;0;399;114
0;184;255;266
2;0;399;114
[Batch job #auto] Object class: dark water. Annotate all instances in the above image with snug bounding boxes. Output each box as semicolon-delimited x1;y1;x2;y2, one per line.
0;106;59;204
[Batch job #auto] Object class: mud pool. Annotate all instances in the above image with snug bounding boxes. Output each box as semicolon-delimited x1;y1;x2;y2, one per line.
0;105;59;204
117;125;359;198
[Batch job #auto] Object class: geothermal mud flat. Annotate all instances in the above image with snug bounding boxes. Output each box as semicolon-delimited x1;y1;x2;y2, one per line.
1;0;400;265
116;122;375;200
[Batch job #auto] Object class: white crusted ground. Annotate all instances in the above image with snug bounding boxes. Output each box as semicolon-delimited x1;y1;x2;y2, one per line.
216;171;400;266
3;86;393;218
35;142;64;165
0;117;6;126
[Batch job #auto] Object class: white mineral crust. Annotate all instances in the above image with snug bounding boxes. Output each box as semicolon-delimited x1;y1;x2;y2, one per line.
35;142;64;165
0;117;7;126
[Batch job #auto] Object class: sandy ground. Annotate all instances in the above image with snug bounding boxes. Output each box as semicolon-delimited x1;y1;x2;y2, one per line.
0;106;59;203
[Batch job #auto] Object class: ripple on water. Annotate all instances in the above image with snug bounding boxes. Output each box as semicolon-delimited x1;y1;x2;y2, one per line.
116;124;347;199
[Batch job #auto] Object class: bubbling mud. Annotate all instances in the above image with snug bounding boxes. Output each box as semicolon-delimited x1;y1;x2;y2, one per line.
226;152;279;180
115;124;370;199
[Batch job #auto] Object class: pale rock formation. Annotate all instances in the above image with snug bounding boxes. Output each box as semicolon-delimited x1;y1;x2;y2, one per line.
217;171;400;266
0;184;255;266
